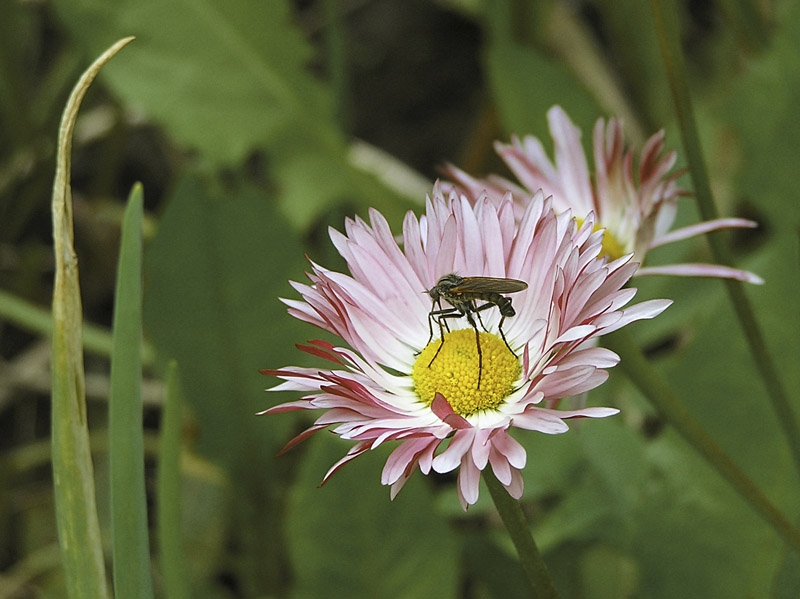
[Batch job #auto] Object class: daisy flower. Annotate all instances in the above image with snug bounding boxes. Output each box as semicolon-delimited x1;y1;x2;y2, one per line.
261;186;671;509
444;105;763;283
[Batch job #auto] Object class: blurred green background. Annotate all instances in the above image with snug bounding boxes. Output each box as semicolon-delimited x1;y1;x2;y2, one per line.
1;0;799;597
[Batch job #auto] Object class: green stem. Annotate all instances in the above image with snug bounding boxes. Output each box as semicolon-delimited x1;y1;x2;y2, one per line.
484;469;559;598
0;288;155;364
649;0;800;481
605;329;800;552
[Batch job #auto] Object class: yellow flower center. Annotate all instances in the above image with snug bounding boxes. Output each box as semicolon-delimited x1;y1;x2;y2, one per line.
412;329;521;416
577;217;625;261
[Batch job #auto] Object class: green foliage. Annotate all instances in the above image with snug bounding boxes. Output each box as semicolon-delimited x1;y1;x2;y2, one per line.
142;174;308;463
486;39;601;140
721;1;800;224
48;0;337;166
286;435;459;598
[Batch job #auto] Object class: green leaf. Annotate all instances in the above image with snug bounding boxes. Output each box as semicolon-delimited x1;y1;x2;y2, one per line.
143;174;308;464
50;37;132;599
143;174;310;593
662;233;800;498
721;1;800;223
49;0;340;165
286;434;460;599
484;39;601;141
109;184;153;599
590;0;672;127
157;361;190;599
610;230;800;597
272;136;418;231
630;429;782;599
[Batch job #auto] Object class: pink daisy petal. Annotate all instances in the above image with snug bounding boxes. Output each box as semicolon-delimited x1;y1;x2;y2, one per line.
490;430;527;469
636;264;764;284
648;217;758;248
382;437;440;485
447;105;762;284
488;449;513;485
263;186;670;508
432;429;477;474
457;454;482;507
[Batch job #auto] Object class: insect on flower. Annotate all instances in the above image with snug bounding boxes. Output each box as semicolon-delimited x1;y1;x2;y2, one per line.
425;274;528;389
263;189;673;509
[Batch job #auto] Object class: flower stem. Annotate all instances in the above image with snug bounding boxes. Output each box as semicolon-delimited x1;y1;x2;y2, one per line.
484;469;559;598
649;0;800;481
605;329;800;553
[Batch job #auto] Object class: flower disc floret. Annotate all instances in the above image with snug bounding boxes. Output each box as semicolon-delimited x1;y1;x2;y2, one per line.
576;217;625;261
413;329;521;415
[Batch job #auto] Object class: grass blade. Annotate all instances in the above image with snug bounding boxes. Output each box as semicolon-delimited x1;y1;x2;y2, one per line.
109;183;154;598
51;36;133;599
157;361;190;599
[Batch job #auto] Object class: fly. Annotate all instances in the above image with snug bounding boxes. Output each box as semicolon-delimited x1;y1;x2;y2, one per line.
425;274;528;389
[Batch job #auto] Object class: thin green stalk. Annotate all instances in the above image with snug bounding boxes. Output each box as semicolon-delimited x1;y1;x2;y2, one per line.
0;288;155;364
484;469;559;598
51;36;134;599
109;183;154;599
649;0;800;480
605;329;800;553
157;361;190;599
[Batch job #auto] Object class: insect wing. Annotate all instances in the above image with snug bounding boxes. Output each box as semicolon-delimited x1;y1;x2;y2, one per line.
453;276;528;294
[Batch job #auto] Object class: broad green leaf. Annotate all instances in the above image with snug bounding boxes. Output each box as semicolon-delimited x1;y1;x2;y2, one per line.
143;174;310;593
286;434;459;599
590;0;672;128
49;0;340;166
463;533;530;599
721;0;800;223
273;137;419;231
485;39;601;142
109;183;154;599
773;548;800;599
620;231;800;597
143;174;307;464
662;234;800;486
631;429;783;599
48;0;418;230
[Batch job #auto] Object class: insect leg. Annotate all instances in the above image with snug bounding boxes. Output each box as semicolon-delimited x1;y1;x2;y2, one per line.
472;302;517;358
464;311;483;389
418;300;449;357
427;309;462;368
496;315;516;357
472;301;490;333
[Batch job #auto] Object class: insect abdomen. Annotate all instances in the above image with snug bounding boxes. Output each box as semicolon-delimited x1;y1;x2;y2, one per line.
493;294;516;317
458;291;516;317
